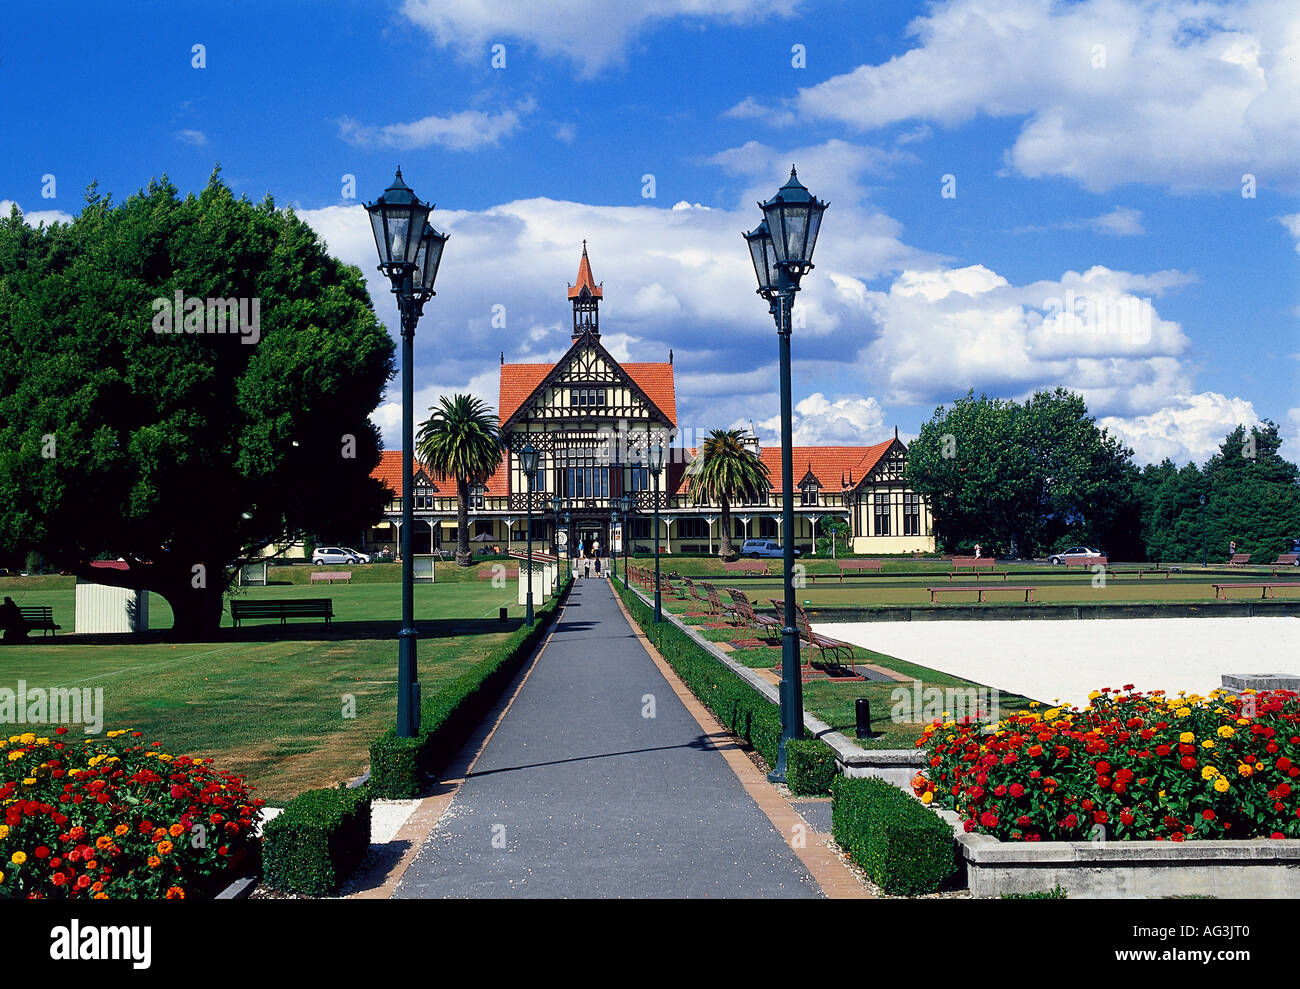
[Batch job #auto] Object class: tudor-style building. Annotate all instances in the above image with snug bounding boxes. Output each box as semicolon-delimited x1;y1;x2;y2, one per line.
363;246;934;557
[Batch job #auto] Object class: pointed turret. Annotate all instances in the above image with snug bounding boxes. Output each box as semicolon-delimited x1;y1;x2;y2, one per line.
567;240;602;341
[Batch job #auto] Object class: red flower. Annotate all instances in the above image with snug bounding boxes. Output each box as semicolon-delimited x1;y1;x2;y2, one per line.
1180;755;1197;770
1203;809;1216;820
1009;783;1025;798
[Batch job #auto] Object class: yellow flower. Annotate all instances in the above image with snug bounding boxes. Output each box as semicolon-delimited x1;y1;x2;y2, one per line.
21;778;35;785
1214;777;1231;792
1256;762;1266;771
157;753;173;763
1217;725;1235;738
1180;731;1195;744
1175;707;1192;718
7;751;22;762
107;729;128;738
921;791;934;804
19;732;35;744
1237;763;1254;777
10;851;27;865
1201;765;1218;780
0;825;8;840
1201;740;1215;749
0;870;5;883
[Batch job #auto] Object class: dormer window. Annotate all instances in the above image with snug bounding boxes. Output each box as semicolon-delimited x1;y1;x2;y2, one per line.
415;485;433;510
800;481;820;506
469;483;486;510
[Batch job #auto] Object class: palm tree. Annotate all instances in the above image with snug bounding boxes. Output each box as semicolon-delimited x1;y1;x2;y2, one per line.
688;429;770;561
415;394;503;567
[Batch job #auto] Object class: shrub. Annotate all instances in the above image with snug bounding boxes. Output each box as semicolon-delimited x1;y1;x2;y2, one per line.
831;776;958;895
914;686;1300;842
368;579;571;798
786;739;839;795
263;785;370;896
0;728;262;899
615;580;805;769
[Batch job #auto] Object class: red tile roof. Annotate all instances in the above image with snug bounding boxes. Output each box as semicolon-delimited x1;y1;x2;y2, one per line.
567;242;602;299
498;361;676;426
372;450;508;498
677;441;896;497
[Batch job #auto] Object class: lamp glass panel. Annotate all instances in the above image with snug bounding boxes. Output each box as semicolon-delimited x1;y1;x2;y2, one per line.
783;205;810;264
368;208;390;264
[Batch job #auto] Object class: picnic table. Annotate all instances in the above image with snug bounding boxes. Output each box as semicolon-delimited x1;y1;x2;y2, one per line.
928;585;1037;604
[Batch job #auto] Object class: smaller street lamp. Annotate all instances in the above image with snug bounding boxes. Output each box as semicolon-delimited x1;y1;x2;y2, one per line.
551;494;570;581
610;508;620;581
620;493;633;590
1199;493;1207;568
521;442;539;625
650;437;666;622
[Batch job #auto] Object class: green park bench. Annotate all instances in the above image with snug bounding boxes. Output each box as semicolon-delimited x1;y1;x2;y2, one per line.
230;598;334;627
17;605;61;637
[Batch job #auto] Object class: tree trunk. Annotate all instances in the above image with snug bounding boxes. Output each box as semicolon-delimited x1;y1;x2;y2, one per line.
456;477;471;567
718;498;736;560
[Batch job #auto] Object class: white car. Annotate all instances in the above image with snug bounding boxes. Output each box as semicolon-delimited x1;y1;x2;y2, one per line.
739;539;801;559
1048;546;1102;565
312;546;369;565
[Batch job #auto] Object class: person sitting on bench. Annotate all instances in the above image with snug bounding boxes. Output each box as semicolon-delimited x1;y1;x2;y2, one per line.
0;596;28;643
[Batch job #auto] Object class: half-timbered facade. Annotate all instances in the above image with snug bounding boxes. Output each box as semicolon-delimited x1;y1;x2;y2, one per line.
364;245;934;557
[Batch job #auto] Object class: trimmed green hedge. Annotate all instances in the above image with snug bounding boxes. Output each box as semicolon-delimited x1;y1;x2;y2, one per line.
786;738;839;796
615;580;809;769
368;578;571;798
263;785;371;896
831;776;958;895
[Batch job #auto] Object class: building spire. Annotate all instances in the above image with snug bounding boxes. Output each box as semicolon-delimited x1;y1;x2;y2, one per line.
568;241;602;342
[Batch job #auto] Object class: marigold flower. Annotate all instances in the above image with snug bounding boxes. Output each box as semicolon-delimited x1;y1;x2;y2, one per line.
168;823;186;838
147;856;161;869
921;791;934;804
1214;777;1231;793
156;840;173;856
10;851;26;865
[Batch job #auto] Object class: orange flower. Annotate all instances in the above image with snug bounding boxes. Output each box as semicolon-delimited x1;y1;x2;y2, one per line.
156;840;173;856
165;886;185;899
95;836;113;850
168;823;186;839
113;824;129;837
147;856;161;869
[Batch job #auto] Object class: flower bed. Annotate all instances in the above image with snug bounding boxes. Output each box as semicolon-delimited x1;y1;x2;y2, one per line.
913;686;1300;843
1;727;262;899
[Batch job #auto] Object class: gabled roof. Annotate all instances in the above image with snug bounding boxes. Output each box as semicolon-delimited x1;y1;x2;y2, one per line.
567;241;602;299
371;450;510;498
756;443;895;494
499;337;676;427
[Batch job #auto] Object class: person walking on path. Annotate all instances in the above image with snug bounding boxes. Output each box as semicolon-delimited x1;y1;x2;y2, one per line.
593;538;601;574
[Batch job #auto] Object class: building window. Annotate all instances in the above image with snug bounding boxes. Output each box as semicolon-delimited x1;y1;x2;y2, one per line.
874;494;891;536
475;519;495;537
628;519;651;539
903;492;921;536
758;517;778;539
469;484;486;510
511;519;549;540
800;483;819;506
564;466;609;499
678;518;707;539
415;486;433;510
573;387;606;408
628;467;650;491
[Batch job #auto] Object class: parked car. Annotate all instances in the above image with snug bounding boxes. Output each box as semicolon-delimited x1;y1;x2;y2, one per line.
311;546;369;565
1048;546;1103;565
740;539;802;559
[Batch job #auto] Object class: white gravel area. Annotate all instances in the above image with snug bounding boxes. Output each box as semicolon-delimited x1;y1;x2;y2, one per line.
823;617;1300;709
250;797;418;844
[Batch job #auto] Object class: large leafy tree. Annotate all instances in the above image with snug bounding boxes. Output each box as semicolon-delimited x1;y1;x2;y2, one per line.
687;429;769;560
906;389;1136;557
0;171;395;635
415;394;502;567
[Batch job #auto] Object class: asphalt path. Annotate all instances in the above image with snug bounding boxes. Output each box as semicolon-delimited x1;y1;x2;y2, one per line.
395;577;821;898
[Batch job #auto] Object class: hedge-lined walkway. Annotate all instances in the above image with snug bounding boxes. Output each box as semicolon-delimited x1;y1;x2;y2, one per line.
394;577;823;898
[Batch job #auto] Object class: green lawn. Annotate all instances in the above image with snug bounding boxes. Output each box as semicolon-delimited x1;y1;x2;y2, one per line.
0;576;529;803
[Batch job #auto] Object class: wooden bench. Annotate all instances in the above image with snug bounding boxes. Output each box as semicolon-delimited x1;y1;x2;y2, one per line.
952;557;996;572
310;570;351;584
230;598;334;627
837;559;883;580
723;559;769;576
1065;556;1107;568
1228;553;1251;567
1273;554;1298;567
928;585;1036;604
17;605;60;637
1212;582;1300;600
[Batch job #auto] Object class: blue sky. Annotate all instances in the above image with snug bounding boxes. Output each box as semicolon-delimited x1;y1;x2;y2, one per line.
4;0;1297;465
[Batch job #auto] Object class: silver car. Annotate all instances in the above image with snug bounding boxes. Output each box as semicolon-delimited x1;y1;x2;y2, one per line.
740;539;802;559
1048;546;1102;565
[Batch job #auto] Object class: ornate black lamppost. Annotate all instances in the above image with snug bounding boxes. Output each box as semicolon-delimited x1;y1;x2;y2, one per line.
650;438;665;621
1200;493;1207;568
366;168;448;739
744;166;827;783
522;442;539;625
551;494;571;581
620;493;633;590
609;508;620;581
